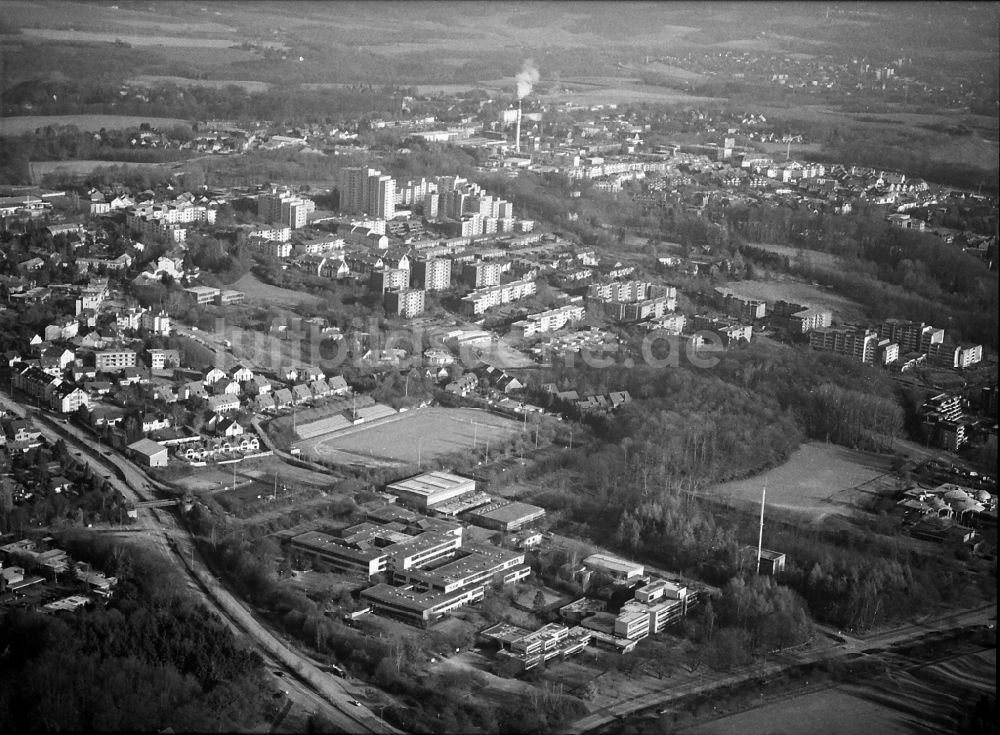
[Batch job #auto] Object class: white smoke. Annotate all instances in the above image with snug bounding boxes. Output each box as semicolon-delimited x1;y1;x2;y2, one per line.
515;60;540;99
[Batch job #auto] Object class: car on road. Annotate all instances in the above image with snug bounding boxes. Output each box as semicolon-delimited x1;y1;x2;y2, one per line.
348;700;361;707
274;670;284;677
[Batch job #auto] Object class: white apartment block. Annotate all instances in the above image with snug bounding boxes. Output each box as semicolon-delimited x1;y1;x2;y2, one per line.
127;217;188;243
367;174;396;219
370;267;410;293
300;236;344;255
809;327;878;364
424;192;440;219
247;237;293;258
511;304;585;338
258;190;313;229
95;350;137;371
126;202;216;228
141;310;172;336
385;289;426;319
460;278;537;315
462;261;502;288
588;281;676;305
396;178;435;207
337;167;395;219
249;227;292;242
338;167;380;214
413;258;452;291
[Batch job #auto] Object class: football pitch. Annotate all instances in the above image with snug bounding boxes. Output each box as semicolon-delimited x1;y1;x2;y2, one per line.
295;407;526;467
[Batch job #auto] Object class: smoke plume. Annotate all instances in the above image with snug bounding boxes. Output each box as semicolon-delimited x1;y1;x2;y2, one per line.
515;60;540;99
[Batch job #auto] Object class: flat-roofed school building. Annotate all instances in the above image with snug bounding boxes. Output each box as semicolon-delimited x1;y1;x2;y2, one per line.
583;553;644;582
466;499;546;531
386;471;476;510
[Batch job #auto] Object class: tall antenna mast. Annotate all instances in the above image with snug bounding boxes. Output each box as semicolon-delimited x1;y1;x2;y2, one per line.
756;484;766;574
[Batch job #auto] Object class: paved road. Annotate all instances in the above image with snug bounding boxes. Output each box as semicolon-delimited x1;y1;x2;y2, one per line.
1;391;395;734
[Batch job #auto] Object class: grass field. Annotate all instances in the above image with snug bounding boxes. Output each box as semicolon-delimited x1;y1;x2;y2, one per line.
741;242;843;269
677;686;912;735
717;277;867;322
29;159;170;183
679;648;996;735
0;115;190;136
705;442;895;521
296;407;525;468
230;272;324;309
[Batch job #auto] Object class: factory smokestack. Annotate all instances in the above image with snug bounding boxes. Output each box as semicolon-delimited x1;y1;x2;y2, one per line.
515;100;522;153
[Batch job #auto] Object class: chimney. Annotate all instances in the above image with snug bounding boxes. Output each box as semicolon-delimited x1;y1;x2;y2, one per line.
515;100;522;154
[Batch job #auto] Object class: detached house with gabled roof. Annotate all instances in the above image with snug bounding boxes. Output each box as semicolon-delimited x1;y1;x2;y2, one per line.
292;383;313;404
327;375;349;395
203;367;226;385
253;393;276;412
245;376;273;396
216;417;244;437
230;364;254;384
214;378;241;396
273;388;294;408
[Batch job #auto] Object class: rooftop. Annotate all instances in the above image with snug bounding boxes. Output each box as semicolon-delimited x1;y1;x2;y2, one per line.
467;499;546;525
584;552;644;575
387;471;475;498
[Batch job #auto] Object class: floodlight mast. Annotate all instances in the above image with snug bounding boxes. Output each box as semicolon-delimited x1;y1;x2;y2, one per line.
756;485;766;575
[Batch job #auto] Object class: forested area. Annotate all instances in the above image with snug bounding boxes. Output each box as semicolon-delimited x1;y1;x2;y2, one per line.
510;337;983;635
0;534;268;732
0;440;130;533
1;78;408;124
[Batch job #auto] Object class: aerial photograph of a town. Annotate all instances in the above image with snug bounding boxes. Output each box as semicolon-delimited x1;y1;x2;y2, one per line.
0;1;995;733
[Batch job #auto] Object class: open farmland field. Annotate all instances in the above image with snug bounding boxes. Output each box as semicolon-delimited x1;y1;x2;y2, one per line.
704;442;895;521
752;106;1000;175
0;115;190;136
542;82;725;106
717;277;867;322
297;407;525;468
19;28;239;47
128;76;272;93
